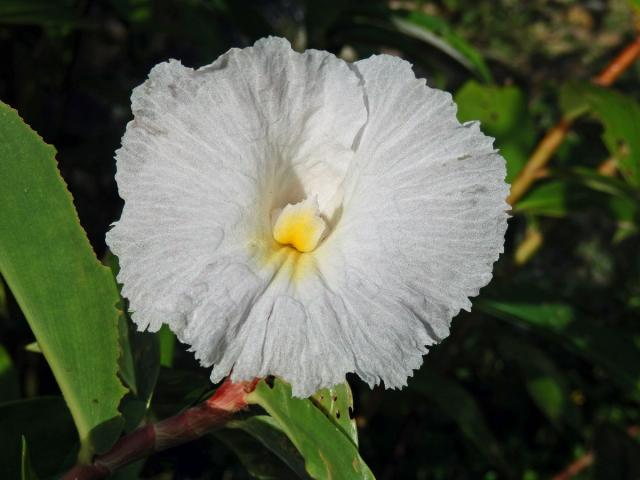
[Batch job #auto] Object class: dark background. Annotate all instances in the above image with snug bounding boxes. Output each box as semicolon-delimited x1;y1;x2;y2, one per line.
1;1;640;479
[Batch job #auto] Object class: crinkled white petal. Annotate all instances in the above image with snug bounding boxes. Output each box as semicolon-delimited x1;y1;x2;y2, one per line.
314;54;510;391
107;36;366;334
107;38;509;398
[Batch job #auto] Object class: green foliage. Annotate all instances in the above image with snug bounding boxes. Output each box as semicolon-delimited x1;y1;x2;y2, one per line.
561;82;640;186
455;81;535;182
0;102;127;459
221;416;309;479
392;12;493;82
1;1;640;478
247;379;374;479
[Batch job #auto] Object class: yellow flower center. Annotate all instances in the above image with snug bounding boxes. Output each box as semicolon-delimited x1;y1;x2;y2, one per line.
272;197;327;253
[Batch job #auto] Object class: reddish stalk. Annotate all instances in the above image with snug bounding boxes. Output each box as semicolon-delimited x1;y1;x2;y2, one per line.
63;378;258;480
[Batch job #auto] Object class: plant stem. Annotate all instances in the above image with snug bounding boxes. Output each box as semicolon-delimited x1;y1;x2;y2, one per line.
508;36;640;206
63;378;257;480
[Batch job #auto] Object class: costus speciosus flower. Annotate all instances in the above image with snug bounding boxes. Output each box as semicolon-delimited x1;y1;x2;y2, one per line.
107;37;509;397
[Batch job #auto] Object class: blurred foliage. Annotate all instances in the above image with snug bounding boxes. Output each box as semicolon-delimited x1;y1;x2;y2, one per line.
1;0;640;479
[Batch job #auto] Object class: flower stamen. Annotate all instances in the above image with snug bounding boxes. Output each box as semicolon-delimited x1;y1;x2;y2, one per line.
272;197;327;253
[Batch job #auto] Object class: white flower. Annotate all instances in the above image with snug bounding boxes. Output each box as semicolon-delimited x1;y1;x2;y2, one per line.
106;37;509;397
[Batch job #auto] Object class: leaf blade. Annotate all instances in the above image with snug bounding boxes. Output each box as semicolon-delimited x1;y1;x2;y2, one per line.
0;102;127;458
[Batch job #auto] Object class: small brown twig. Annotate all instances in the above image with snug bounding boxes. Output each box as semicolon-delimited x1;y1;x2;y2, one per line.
552;425;640;480
63;378;258;480
507;36;640;206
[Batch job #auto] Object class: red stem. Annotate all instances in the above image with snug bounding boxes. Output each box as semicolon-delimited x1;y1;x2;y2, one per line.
63;378;258;480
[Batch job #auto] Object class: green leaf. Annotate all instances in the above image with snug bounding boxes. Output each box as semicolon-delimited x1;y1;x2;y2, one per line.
0;397;78;479
215;427;304;480
158;325;176;368
246;379;374;480
223;415;310;479
117;316;160;433
0;102;127;459
21;437;38;480
455;81;535;182
311;383;358;446
560;83;640;187
409;370;508;473
0;344;20;402
478;298;640;399
392;12;493;82
497;336;576;427
515;181;570;217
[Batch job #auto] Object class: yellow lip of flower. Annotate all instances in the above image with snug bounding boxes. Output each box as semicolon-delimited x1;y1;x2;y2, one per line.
272;197;327;253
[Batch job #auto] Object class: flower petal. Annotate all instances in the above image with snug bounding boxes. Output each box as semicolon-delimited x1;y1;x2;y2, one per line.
307;54;510;391
107;36;366;341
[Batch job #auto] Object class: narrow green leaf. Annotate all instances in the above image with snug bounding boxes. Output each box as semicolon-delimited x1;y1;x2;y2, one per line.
21;436;38;480
0;397;78;479
409;370;508;473
0;102;127;458
247;379;375;480
224;415;309;479
215;427;304;480
392;12;493;82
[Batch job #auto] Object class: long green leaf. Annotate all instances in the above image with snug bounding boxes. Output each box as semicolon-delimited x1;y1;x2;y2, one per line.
247;379;375;480
215;427;304;480
224;415;310;478
392;12;493;82
0;102;127;459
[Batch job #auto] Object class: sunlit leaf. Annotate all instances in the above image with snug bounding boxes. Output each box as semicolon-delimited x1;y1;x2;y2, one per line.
560;83;640;186
392;11;493;82
455;81;535;182
247;379;374;480
0;101;127;459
